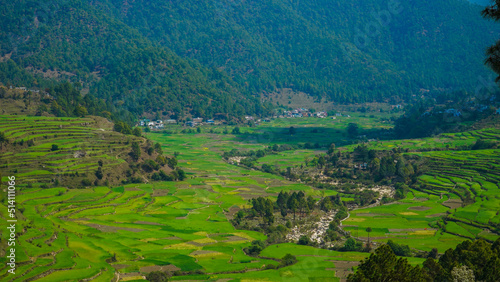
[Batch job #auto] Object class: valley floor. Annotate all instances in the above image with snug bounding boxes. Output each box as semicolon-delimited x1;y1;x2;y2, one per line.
0;116;499;281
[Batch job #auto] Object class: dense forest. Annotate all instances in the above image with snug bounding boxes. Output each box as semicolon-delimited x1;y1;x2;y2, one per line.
0;0;499;120
0;0;266;121
98;0;499;102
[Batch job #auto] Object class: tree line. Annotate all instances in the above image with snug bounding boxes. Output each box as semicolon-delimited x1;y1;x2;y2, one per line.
348;238;500;281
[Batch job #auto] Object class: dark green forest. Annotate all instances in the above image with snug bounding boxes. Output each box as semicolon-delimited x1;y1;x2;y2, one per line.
100;0;499;102
0;0;499;121
348;238;500;281
0;0;265;121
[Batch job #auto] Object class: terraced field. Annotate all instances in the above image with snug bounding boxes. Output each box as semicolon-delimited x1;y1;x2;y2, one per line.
0;115;147;187
341;128;500;245
0;130;345;281
1;117;498;281
414;148;500;241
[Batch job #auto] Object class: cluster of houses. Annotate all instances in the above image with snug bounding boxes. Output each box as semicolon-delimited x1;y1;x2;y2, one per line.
244;116;271;125
138;117;219;129
421;105;500;118
354;163;368;170
278;108;328;118
332;112;350;119
10;86;40;93
138;119;177;130
185;118;216;127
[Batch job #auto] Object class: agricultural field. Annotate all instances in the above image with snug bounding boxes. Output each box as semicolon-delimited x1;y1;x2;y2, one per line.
160;112;395;147
335;128;500;245
0;115;161;187
0;115;498;281
0;130;345;281
256;150;323;169
237;113;394;147
342;127;500;152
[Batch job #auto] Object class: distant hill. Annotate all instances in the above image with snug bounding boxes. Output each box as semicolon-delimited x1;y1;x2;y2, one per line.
0;0;499;117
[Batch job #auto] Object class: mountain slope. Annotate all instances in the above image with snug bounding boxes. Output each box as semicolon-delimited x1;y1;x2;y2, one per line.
0;0;265;120
100;0;500;102
0;0;498;117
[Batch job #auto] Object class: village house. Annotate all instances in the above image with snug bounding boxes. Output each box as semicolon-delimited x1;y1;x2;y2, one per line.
139;119;150;126
315;111;327;118
354;163;368;170
444;108;461;117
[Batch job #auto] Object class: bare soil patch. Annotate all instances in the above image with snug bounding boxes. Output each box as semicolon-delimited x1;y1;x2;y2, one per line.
112;264;130;270
189;241;213;246
442;199;463;209
356;213;396;217
223;235;248;242
238;193;262;200
359;236;388;240
134;221;162;226
86;223;144;233
388;228;436;232
176;184;191;189
162;236;183;240
426;213;446;218
125;186;142;191
227;206;241;217
152;189;170;197
413;197;429;202
190;250;218;256
330;260;360;282
120;272;142;278
408;206;431;211
140;264;180;273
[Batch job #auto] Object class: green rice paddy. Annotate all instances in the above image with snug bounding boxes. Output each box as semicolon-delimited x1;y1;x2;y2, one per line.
0;115;498;281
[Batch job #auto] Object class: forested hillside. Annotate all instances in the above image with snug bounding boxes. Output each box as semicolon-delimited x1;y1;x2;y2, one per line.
0;0;265;121
100;0;499;102
0;0;498;119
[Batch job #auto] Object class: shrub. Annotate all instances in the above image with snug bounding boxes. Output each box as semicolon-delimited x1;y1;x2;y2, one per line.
142;160;159;172
387;240;412;257
343;238;363;251
280;254;297;267
95;167;103;179
146;270;170;282
298;235;311;245
265;264;277;269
